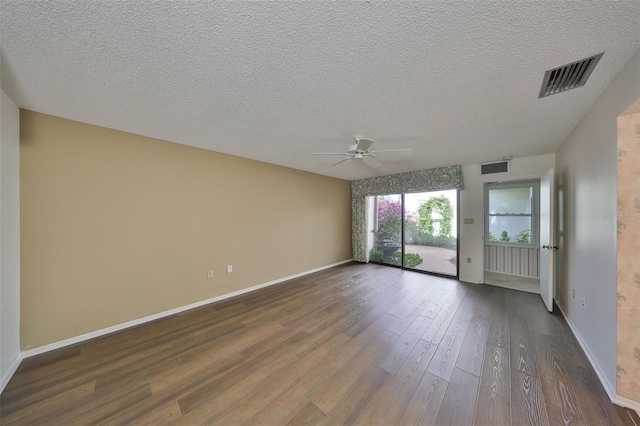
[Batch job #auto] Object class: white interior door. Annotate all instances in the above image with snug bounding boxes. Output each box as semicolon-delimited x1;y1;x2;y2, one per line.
539;169;555;312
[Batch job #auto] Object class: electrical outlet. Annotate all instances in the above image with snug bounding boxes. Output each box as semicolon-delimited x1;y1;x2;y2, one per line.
467;257;472;263
572;288;575;299
207;270;214;279
227;265;233;274
582;298;587;311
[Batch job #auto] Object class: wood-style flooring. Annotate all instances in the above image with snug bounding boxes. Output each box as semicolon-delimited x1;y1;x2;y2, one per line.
0;263;633;425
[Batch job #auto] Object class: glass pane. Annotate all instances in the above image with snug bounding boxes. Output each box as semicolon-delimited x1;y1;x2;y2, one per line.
488;187;533;214
404;190;457;276
371;195;402;266
488;216;532;244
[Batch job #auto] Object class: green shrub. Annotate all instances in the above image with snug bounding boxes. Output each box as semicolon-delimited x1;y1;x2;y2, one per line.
488;233;497;241
369;248;385;263
515;229;531;244
409;231;457;250
449;256;457;265
500;231;510;242
390;251;423;267
403;252;423;267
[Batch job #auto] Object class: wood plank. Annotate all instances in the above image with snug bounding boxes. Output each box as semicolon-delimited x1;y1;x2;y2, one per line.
454;289;480;321
421;302;457;345
244;357;339;425
286;402;327;426
427;318;469;380
550;312;592;369
564;361;627;426
317;367;392;426
311;330;398;414
456;315;489;376
525;293;555;335
0;380;95;425
511;370;550;426
378;314;432;374
530;331;584;425
398;371;448;425
472;288;494;319
510;316;539;377
474;344;510;426
487;294;510;349
419;287;450;319
353;338;438;425
434;367;479;425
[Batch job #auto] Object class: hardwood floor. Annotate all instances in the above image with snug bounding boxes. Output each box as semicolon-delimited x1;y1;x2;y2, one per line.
0;263;632;425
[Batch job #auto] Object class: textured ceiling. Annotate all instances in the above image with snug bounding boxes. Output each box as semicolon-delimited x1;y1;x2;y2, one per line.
1;1;639;181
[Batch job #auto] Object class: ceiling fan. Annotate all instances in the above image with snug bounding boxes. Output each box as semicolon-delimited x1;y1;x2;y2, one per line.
312;136;414;168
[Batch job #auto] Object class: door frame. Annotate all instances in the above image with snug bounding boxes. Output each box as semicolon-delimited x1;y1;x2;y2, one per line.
479;173;545;286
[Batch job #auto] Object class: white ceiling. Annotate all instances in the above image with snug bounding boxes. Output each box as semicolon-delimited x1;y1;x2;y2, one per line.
1;1;639;181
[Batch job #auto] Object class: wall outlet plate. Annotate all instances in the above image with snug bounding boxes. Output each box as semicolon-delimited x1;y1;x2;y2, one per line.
226;265;233;274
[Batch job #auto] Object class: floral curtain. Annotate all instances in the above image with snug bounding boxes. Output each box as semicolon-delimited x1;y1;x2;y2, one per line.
351;165;464;262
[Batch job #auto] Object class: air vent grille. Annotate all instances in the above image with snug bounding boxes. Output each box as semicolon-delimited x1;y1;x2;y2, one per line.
539;53;604;98
480;161;510;175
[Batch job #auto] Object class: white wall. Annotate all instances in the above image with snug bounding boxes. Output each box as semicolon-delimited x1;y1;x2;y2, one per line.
459;153;555;284
0;89;21;392
555;48;640;397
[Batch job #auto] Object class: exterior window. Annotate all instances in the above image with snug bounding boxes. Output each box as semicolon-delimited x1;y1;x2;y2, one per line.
485;180;539;247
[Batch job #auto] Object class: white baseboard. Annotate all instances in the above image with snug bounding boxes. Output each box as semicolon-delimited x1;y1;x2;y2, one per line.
0;353;24;394
612;395;640;414
555;300;617;400
21;259;353;360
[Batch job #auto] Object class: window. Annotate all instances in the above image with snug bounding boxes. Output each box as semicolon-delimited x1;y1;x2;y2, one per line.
485;180;539;247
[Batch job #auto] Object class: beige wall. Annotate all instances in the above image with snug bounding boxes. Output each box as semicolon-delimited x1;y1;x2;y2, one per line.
20;111;352;349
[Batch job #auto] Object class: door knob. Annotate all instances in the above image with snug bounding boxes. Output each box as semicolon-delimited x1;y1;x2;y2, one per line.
542;245;558;250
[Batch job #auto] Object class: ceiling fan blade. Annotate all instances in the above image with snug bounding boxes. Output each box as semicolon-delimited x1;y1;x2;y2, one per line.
362;156;382;168
329;158;352;167
369;148;414;155
311;152;350;156
355;137;374;152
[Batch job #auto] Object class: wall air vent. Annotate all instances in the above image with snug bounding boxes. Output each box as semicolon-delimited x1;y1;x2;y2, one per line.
539;53;604;98
480;160;510;175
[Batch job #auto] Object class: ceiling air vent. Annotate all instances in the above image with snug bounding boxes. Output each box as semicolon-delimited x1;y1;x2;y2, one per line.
538;52;604;98
480;160;510;175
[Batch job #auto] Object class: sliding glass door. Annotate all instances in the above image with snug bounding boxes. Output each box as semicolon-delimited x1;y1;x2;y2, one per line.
369;190;458;277
404;190;458;276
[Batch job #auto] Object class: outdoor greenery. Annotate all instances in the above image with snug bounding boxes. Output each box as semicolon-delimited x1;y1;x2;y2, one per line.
376;198;402;243
410;233;457;250
416;196;454;238
369;248;385;263
400;252;424;267
515;229;532;244
488;229;532;244
368;248;423;267
373;196;457;268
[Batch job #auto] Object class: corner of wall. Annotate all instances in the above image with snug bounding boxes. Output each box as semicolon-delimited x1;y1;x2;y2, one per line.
0;90;22;394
